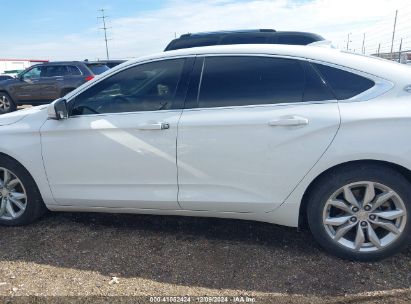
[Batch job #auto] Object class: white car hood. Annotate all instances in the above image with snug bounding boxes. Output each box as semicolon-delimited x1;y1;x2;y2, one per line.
0;105;48;126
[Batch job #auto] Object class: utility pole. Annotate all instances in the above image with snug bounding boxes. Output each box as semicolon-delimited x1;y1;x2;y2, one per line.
98;8;110;60
346;33;351;51
398;38;403;62
362;33;366;54
390;10;398;60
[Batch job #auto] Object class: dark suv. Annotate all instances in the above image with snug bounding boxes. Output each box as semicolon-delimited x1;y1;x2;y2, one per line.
164;29;325;51
0;61;110;114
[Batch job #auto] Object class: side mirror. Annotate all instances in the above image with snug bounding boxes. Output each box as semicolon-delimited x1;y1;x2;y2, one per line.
48;98;69;120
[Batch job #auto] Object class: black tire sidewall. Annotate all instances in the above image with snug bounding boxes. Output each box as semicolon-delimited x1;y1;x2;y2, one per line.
307;164;411;261
0;157;45;226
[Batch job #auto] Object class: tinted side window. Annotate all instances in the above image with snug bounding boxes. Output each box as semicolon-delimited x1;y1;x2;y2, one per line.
22;66;43;80
67;66;82;76
71;59;184;115
314;64;375;100
303;62;335;102
42;65;69;77
198;56;304;108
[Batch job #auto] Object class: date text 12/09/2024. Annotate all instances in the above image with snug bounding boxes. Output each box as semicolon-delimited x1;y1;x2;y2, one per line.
149;296;256;303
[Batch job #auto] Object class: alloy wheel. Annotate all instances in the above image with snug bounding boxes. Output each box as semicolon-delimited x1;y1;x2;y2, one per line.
0;167;27;220
0;95;11;112
323;181;407;252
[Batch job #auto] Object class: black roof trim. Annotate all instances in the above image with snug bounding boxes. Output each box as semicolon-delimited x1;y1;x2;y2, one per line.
180;29;276;38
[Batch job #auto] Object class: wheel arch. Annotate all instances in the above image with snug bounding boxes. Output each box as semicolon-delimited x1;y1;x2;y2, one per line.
0;150;54;207
0;152;39;184
298;159;411;229
0;90;16;103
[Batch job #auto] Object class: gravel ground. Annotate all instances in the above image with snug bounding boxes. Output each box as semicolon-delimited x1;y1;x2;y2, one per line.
0;212;410;303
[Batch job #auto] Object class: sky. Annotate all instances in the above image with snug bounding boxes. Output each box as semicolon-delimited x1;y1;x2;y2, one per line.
1;0;411;61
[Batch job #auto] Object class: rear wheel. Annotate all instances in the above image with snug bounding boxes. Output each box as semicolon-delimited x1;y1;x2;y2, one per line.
0;92;16;114
0;157;46;226
307;164;411;261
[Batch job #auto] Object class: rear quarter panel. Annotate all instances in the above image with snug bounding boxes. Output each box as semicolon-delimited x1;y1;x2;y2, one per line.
281;96;411;226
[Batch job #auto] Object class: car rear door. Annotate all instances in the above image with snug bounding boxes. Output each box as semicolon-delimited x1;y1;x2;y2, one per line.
39;65;69;101
177;55;340;213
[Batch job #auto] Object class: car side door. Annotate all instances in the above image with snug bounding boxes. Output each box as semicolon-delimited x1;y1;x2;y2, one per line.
10;65;44;102
177;55;341;213
39;65;69;101
40;57;193;209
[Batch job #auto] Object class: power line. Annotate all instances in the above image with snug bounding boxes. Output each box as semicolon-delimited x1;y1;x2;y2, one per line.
98;8;110;60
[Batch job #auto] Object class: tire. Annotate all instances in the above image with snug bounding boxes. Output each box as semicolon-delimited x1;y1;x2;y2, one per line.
307;163;411;261
0;92;17;114
0;156;47;226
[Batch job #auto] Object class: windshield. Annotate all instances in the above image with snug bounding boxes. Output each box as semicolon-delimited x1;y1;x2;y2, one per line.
86;64;110;75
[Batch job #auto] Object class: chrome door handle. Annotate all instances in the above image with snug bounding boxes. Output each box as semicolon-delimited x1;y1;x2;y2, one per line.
269;116;309;127
137;122;170;130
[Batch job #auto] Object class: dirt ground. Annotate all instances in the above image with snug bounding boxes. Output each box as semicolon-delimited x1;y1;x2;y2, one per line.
0;212;410;303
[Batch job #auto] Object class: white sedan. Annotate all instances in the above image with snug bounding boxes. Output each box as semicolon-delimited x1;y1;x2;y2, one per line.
0;45;410;261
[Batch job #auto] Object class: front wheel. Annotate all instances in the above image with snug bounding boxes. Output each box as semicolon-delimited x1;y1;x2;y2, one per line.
307;164;411;261
0;156;46;226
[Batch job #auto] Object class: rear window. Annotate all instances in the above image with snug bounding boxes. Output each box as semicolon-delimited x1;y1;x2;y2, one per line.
314;64;375;100
277;35;316;45
86;64;110;75
220;35;269;45
165;37;220;51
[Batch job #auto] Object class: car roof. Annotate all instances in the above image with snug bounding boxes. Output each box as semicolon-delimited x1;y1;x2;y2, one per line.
164;30;324;51
38;61;86;66
116;44;410;83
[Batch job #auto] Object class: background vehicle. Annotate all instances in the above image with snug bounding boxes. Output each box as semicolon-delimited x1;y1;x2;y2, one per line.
84;59;126;69
0;75;13;81
164;29;325;51
0;45;410;261
0;61;104;114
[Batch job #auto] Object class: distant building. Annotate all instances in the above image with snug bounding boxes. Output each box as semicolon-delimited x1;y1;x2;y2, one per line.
0;58;49;75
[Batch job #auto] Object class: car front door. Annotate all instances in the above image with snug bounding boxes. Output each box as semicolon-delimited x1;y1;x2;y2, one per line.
40;57;193;209
11;65;45;102
177;56;341;213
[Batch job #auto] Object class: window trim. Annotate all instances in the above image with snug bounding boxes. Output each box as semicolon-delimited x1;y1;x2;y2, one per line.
66;56;194;118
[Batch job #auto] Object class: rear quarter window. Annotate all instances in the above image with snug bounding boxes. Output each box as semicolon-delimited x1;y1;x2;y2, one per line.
87;64;110;75
314;64;375;100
